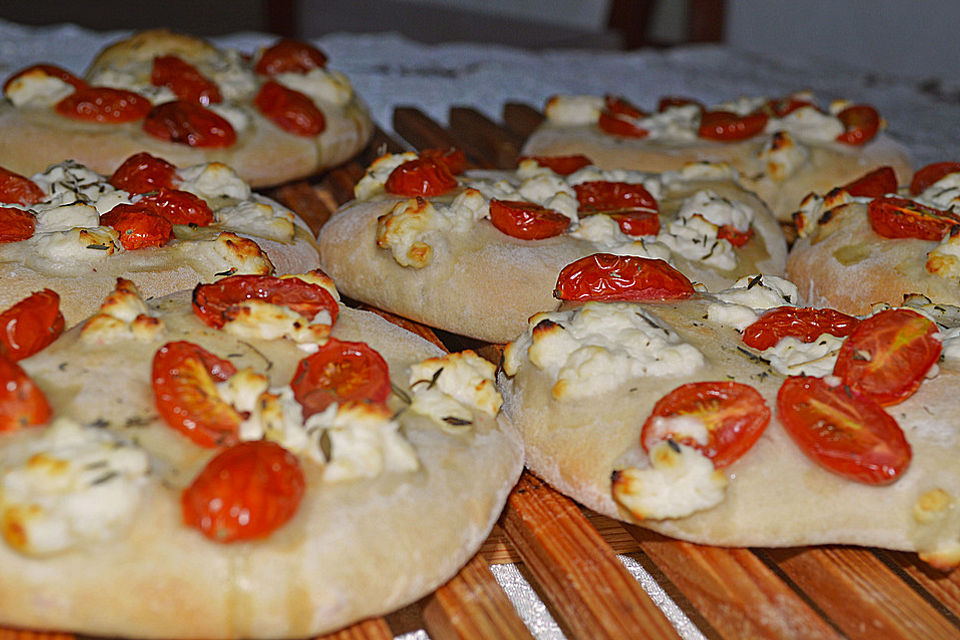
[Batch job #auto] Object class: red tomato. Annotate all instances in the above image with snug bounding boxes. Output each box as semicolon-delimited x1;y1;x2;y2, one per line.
0;207;37;243
0;354;51;432
152;341;241;448
716;225;753;247
598;111;649;138
385;157;457;197
254;81;325;137
290;337;391;418
150;55;222;106
867;196;960;241
0;167;45;206
0;289;64;361
192;274;339;329
182;440;305;543
835;104;880;145
658;96;703;112
255;39;328;75
604;95;645;119
742;306;860;351
519;154;592;175
419;147;467;175
833;308;940;406
574;181;660;236
3;64;87;93
698;110;768;141
909;161;960;196
99;204;173;250
641;381;770;468
764;96;815;117
554;253;695;302
488;199;570;240
55;87;151;123
609;211;661;236
777;375;910;484
143;100;236;148
134;188;215;226
841;166;898;198
109;152;178;194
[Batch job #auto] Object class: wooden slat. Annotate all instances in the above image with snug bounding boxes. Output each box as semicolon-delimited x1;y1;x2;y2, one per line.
422;554;535;640
0;632;74;640
884;550;960;623
501;103;545;140
270;179;335;236
448;107;523;170
392;106;495;167
501;472;679;640
318;617;394;640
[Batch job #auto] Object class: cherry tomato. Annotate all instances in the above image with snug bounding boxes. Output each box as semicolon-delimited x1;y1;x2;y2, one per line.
764;96;815;117
152;341;241;448
841;166;897;198
99;204;173;250
658;96;703;112
0;207;36;243
835;104;880;145
0;167;45;206
255;39;328;75
488;199;570;240
182;440;305;543
716;225;753;247
134;188;215;226
108;152;178;194
833;308;940;406
698;110;768;141
609;211;661;236
519;154;592;175
554;253;695;302
0;289;64;361
290;337;391;418
867;196;960;241
55;87;151;123
419;147;467;175
909;161;960;196
777;375;910;484
742;306;860;351
598;111;649;138
604;95;645;119
192;274;339;329
151;55;222;106
0;354;51;432
3;64;87;93
641;381;770;468
574;181;660;236
254;81;325;137
385;157;457;197
143;100;236;148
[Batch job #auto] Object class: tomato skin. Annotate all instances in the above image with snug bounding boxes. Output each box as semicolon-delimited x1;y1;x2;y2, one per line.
55;87;151;123
99;204;173;250
574;181;660;236
419;147;467;175
716;224;753;247
841;166;897;198
385;157;457;197
182;440;305;543
520;154;592;175
641;381;770;468
833;308;940;406
254;80;325;137
143;100;237;148
910;161;960;196
134;188;215;226
554;253;695;302
742;306;860;351
604;95;645;119
488;199;570;240
255;39;327;75
152;341;241;448
764;96;815;117
0;167;45;206
290;338;391;418
151;55;222;106
598;111;649;138
0;289;64;361
0;207;37;243
109;152;178;194
867;196;960;241
192;274;339;329
836;104;880;145
777;376;910;484
698;110;768;141
0;354;51;432
3;64;87;93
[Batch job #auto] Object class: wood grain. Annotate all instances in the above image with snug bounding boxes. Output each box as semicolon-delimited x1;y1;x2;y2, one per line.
502;102;545;140
318;617;395;640
449;107;523;169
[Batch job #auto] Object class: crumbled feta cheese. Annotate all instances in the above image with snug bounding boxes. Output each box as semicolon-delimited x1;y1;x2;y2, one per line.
80;278;165;343
544;94;605;125
758;130;810;181
762;333;845;377
706;274;798;330
177;162;252;201
408;350;502;421
354;152;418;200
215;200;296;243
275;68;353;106
4;69;75;107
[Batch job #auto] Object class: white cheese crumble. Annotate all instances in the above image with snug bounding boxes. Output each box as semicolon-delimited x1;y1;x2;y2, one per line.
774;105;845;142
4;69;75;107
762;333;845;377
354;152;418;200
177;162;252;202
212;299;334;345
215;200;296;243
916;172;960;212
30;161;131;214
407;350;501;428
705;274;799;331
757;130;810;181
926;231;960;280
544;94;605;125
176;232;273;279
80;278;166;343
275;68;353;106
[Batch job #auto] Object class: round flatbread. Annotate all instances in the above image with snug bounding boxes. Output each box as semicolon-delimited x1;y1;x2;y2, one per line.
0;30;373;188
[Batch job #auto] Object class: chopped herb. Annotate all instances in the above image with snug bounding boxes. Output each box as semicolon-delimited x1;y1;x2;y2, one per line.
736;345;770;365
666;438;681;454
215;268;237;277
88;418;109;429
92;471;118;485
86;243;111;250
391;382;411;405
443;416;472;426
747;274;763;290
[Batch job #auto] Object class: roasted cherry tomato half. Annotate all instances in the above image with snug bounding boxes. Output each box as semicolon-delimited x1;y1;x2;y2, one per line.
833;308;940;406
55;87;151;123
574;181;660;236
109;152;178;194
835;104;880;145
867;196;960;241
182;440;305;543
134;188;215;226
385;157;457;197
254;80;325;137
0;289;65;361
777;375;910;484
3;63;87;94
290;337;391;418
99;204;173;250
658;96;703;112
255;38;328;75
909;161;960;196
641;381;770;468
0;167;45;206
419;147;467;175
716;224;753;247
554;253;695;302
0;207;37;243
152;341;241;448
143;100;237;148
604;95;645;119
519;154;592;176
841;166;897;198
764;96;815;117
192;274;339;329
489;199;570;240
0;354;51;432
698;110;768;141
151;55;222;106
598;111;649;138
742;306;860;351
